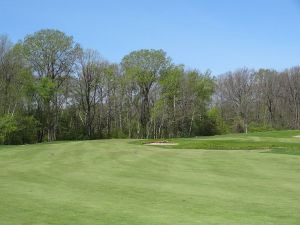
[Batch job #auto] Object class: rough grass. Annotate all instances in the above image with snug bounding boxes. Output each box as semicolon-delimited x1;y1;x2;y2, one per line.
0;131;300;224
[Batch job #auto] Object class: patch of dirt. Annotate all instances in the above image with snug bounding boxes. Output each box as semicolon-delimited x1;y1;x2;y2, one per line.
144;141;178;146
293;135;300;138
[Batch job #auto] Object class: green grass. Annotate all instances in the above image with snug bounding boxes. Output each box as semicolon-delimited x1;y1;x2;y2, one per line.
1;131;300;224
142;130;300;154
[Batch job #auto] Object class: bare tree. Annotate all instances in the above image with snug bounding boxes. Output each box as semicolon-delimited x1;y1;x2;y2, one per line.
217;68;255;133
76;49;104;138
255;69;280;126
280;67;300;129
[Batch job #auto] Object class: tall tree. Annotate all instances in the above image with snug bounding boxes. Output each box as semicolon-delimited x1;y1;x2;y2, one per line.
76;49;103;139
121;49;170;137
158;65;184;137
256;69;280;126
22;29;81;141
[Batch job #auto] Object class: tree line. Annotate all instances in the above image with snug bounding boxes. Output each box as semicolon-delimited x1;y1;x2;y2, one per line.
0;29;299;144
217;67;300;133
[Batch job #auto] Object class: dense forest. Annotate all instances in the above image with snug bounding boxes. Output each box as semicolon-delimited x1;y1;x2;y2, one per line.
0;29;299;144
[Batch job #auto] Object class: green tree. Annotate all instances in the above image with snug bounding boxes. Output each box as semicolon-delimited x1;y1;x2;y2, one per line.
0;36;30;116
158;65;184;137
183;70;215;136
22;29;81;141
121;49;170;137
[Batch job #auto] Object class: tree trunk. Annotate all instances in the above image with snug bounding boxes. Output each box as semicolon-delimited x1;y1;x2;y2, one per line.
140;88;150;138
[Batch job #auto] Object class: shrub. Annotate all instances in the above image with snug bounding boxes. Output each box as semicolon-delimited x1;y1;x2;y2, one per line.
0;115;39;144
0;115;18;144
197;108;229;136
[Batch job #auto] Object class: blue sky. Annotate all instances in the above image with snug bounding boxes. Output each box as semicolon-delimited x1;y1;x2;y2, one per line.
1;0;300;74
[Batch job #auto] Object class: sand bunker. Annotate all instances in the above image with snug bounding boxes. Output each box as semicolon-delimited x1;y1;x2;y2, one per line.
144;141;178;146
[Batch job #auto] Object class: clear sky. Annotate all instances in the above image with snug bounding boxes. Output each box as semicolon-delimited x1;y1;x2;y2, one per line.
1;0;300;74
